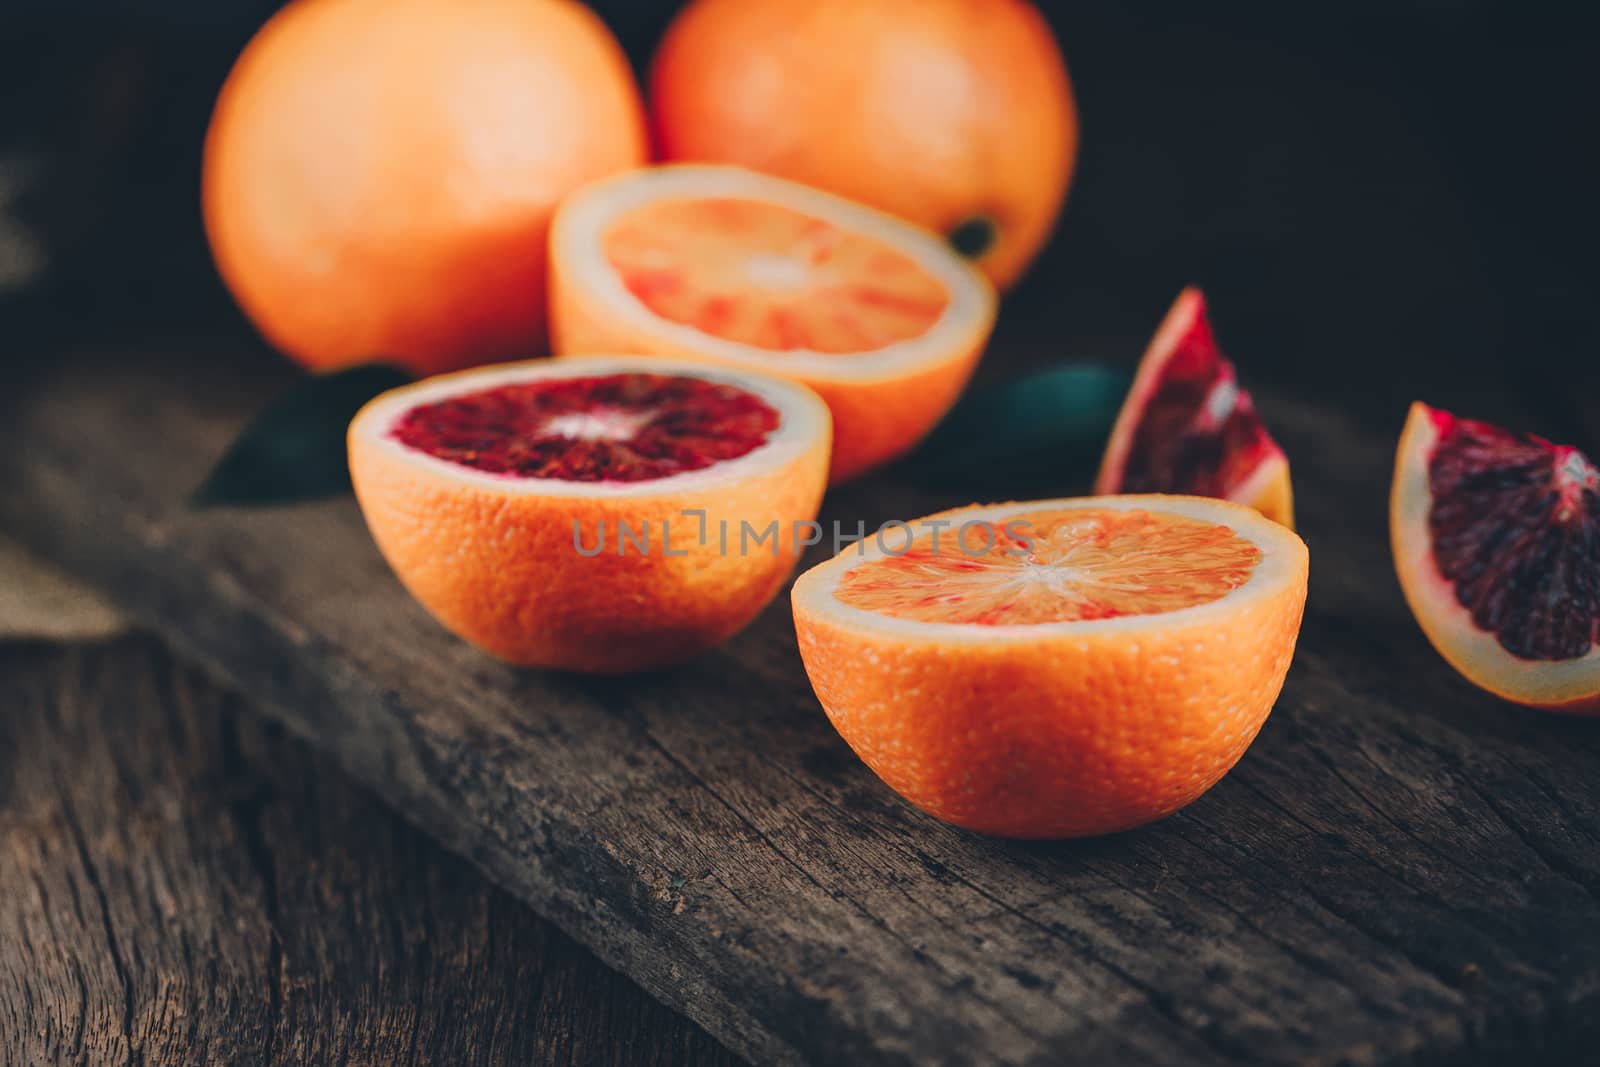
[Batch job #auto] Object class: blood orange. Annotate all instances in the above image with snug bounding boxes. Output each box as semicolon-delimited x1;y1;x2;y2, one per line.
548;165;997;483
1391;402;1600;713
204;0;647;376
1096;289;1294;528
792;495;1309;838
649;0;1078;289
349;357;831;672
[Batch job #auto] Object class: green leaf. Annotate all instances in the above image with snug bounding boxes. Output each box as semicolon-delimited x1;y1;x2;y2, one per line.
904;362;1131;494
192;363;413;507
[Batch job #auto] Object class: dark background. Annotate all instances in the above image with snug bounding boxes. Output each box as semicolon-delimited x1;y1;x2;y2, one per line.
2;0;1597;441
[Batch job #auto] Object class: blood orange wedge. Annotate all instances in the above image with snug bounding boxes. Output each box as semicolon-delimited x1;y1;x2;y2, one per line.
349;356;831;672
549;165;998;483
791;495;1309;838
1391;402;1600;713
1095;288;1294;528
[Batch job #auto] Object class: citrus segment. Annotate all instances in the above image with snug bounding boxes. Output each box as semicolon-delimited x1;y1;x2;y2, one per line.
792;495;1309;838
350;357;831;673
1097;289;1294;528
550;165;997;483
1391;401;1600;712
1425;409;1599;661
601;198;950;353
834;508;1261;625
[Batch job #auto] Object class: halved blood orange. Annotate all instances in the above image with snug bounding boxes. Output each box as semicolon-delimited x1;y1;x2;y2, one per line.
1096;288;1294;528
1391;402;1600;713
349;356;831;672
549;165;998;482
792;495;1309;838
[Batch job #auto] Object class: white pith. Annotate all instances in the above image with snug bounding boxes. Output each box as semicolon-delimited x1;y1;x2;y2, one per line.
792;495;1307;642
742;251;814;291
1561;449;1598;490
1392;403;1600;700
539;408;657;443
1229;452;1291;506
1556;449;1599;522
551;165;997;382
1202;376;1240;426
350;356;830;499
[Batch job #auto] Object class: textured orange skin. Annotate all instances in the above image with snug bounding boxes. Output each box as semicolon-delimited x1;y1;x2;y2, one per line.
349;387;829;673
549;246;990;485
1240;461;1296;531
650;0;1078;290
204;0;646;376
1390;402;1600;714
793;509;1309;839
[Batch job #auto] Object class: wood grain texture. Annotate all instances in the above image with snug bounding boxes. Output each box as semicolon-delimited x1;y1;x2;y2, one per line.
0;637;740;1066
4;347;1600;1066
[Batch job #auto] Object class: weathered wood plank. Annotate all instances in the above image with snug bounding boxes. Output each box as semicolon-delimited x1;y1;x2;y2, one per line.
0;637;740;1066
5;346;1600;1065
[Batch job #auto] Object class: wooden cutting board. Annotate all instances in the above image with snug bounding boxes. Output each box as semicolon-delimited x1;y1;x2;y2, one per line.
6;344;1600;1066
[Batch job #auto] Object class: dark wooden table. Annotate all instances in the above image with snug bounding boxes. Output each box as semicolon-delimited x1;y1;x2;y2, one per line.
3;337;1600;1066
1;635;739;1065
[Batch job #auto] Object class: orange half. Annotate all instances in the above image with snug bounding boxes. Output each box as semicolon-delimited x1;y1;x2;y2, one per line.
550;165;997;482
349;356;831;672
792;495;1309;838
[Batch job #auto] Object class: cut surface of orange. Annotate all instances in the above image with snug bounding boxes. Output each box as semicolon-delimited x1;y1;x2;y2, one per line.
792;495;1309;838
350;356;830;672
1391;401;1600;713
834;507;1262;625
602;197;951;353
550;165;997;482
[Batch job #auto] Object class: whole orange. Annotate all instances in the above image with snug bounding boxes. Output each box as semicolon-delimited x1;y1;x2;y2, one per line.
649;0;1078;290
203;0;647;376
